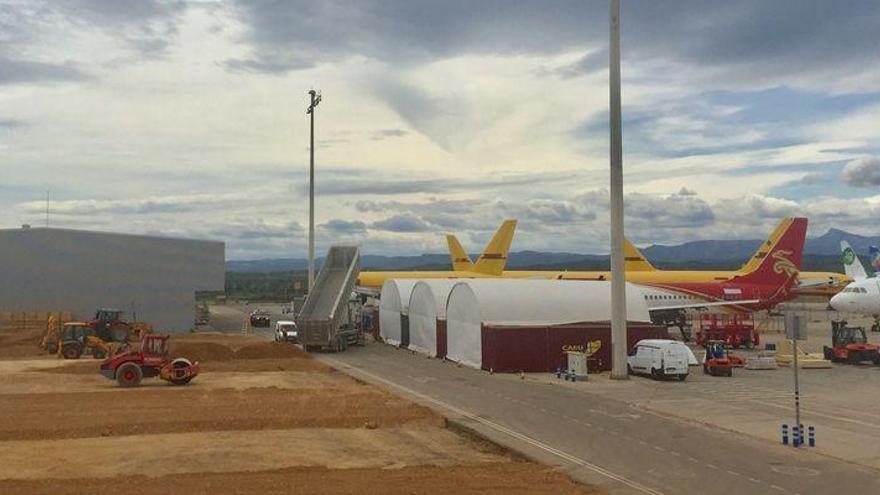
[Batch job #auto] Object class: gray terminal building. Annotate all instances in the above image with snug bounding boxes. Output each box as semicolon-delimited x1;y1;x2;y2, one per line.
0;226;225;332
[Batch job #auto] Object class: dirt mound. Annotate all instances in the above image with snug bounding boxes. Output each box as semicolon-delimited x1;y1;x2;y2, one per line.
0;463;601;495
234;342;311;360
203;358;329;373
35;362;98;375
0;331;42;346
0;328;47;359
0;388;443;441
170;342;235;362
173;333;266;350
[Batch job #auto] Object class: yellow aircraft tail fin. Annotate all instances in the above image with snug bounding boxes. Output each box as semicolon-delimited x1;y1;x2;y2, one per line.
739;218;792;273
472;219;517;276
623;238;656;271
446;234;474;271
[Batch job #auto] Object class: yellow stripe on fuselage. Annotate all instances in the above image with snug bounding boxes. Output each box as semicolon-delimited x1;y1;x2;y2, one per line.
356;268;849;294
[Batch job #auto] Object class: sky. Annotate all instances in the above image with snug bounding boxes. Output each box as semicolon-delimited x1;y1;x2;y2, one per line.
2;0;880;260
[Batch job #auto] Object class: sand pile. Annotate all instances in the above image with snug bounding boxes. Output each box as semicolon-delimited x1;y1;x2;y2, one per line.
234;342;310;360
0;329;47;359
170;341;310;362
170;342;235;362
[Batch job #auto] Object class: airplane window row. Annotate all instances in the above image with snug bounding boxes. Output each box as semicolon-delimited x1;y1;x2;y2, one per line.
644;294;696;300
843;287;868;293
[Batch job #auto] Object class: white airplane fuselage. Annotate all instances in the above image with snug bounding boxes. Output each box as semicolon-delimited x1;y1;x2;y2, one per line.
830;278;880;315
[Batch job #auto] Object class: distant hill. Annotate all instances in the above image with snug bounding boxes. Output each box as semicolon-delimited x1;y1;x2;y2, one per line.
642;228;880;263
226;228;879;273
226;254;454;273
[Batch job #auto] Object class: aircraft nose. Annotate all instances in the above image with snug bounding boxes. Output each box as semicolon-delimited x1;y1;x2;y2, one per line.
830;292;846;311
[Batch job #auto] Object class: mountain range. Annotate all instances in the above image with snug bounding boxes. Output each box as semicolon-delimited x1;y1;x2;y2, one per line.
226;228;880;273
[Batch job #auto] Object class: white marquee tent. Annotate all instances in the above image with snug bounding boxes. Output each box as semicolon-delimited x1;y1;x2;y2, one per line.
445;279;652;369
378;279;419;346
407;280;459;356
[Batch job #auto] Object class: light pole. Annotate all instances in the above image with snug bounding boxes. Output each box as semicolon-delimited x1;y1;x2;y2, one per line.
306;89;322;292
609;0;628;379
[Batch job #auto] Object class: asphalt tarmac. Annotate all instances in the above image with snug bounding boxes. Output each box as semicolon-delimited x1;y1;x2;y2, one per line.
320;343;880;495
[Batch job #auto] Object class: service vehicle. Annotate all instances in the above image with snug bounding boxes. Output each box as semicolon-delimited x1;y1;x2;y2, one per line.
703;340;734;377
297;246;364;352
249;309;271;328
274;320;299;343
823;320;880;364
627;339;694;381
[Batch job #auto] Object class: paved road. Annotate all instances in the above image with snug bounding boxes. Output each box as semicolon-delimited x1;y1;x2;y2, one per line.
204;304;280;339
320;343;880;495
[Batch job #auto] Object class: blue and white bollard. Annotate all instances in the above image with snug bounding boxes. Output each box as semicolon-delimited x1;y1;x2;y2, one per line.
781;424;789;445
792;425;800;447
808;426;815;447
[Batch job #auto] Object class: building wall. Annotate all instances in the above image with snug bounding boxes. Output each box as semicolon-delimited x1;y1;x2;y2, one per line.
0;227;224;332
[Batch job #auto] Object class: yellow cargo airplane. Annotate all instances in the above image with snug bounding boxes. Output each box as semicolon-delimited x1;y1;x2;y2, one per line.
357;218;848;296
356;220;522;290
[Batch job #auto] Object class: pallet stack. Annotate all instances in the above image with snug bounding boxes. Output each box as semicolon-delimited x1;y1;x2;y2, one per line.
0;311;74;333
774;340;831;369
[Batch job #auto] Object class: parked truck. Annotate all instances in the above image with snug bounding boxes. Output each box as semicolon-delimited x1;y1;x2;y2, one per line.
296;245;363;352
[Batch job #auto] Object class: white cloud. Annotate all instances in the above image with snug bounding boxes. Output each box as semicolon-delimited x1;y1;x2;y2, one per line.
2;2;880;259
841;157;880;187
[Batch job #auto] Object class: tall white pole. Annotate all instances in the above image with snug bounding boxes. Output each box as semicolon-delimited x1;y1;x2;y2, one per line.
307;90;320;292
609;0;628;379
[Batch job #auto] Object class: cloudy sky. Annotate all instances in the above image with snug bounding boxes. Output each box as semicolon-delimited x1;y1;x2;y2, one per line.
2;0;880;259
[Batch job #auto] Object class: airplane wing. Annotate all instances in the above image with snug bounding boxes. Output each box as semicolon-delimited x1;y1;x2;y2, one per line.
354;286;380;297
794;279;834;289
649;299;761;312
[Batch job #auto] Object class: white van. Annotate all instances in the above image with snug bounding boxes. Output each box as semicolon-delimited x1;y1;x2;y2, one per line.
627;339;696;381
274;320;299;343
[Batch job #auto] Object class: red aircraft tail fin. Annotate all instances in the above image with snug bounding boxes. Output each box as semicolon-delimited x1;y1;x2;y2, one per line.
733;217;807;290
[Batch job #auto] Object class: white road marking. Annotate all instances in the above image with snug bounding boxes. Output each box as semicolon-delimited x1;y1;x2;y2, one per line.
770;484;787;492
324;357;665;495
755;400;880;430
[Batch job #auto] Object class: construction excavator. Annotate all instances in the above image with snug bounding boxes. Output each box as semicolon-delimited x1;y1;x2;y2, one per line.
41;310;150;358
57;322;128;359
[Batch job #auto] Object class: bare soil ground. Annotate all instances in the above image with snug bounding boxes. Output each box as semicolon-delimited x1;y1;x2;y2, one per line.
0;328;600;494
0;463;597;495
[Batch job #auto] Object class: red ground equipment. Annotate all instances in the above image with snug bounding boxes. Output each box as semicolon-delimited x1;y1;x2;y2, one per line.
87;308;133;342
703;341;733;377
99;334;199;387
696;313;759;349
823;321;880;365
